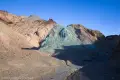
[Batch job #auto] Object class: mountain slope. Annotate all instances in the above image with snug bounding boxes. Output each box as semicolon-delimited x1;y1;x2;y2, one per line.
0;10;56;47
65;35;120;80
1;10;119;80
0;21;69;80
39;24;104;53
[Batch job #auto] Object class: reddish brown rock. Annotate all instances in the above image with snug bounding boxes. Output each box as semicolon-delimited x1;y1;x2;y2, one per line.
70;24;104;43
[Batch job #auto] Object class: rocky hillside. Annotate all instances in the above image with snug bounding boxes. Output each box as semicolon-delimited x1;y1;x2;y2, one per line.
66;35;120;80
0;11;71;80
40;24;104;53
0;10;119;80
0;10;56;47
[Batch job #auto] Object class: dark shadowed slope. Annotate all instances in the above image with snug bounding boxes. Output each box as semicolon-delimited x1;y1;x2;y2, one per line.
65;35;120;80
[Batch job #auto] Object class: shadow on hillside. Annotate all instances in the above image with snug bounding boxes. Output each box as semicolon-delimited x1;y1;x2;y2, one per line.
21;35;119;80
66;61;115;80
51;37;118;80
52;36;119;80
21;46;41;50
52;47;115;80
51;35;118;66
52;45;101;66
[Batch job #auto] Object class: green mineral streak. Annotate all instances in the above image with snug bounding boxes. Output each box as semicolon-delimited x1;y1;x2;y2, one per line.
39;24;93;53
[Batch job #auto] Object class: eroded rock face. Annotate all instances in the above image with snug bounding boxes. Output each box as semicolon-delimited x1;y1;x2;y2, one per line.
39;24;104;53
0;10;56;47
69;24;104;43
